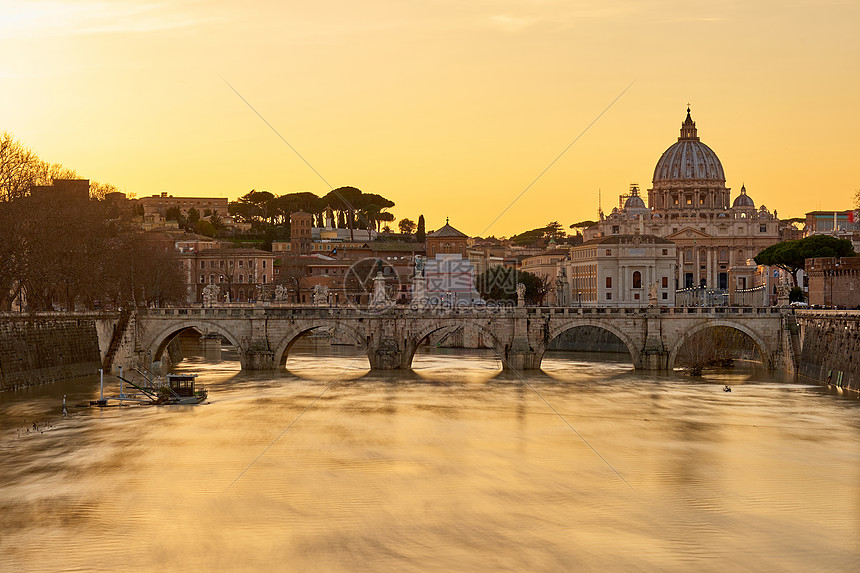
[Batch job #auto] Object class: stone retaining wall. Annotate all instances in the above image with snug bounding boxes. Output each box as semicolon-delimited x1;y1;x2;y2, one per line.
0;318;102;390
797;313;860;392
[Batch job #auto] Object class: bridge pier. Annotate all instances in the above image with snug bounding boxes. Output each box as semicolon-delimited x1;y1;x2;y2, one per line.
244;349;276;370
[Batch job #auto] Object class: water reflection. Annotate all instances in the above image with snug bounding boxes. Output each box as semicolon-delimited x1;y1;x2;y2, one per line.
1;338;858;572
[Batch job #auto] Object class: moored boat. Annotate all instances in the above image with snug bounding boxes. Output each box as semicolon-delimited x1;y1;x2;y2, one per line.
158;373;208;404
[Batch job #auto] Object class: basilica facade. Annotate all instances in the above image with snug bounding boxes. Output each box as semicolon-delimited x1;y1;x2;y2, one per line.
583;108;794;291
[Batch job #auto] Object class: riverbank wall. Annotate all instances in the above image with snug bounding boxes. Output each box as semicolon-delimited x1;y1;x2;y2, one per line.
796;311;860;392
0;316;103;391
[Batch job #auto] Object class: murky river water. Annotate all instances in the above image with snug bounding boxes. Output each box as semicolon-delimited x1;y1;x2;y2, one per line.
2;340;859;572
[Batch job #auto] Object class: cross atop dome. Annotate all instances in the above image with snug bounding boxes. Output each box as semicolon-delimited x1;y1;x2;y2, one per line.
679;106;699;141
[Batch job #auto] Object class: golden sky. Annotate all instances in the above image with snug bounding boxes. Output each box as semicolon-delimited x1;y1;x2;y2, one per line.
2;1;858;237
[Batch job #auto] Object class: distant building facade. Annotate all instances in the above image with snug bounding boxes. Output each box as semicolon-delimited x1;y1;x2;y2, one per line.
139;193;228;219
583;109;792;293
178;247;276;304
559;235;676;307
806;257;860;308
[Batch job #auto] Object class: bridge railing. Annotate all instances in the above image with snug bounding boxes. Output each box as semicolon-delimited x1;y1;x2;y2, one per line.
134;305;788;318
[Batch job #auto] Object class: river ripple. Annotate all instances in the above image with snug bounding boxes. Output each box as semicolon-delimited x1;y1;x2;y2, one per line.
1;343;858;572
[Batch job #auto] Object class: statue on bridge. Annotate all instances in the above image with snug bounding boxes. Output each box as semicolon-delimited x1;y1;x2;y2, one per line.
274;284;289;302
371;271;389;307
516;282;526;307
202;283;221;307
313;284;329;307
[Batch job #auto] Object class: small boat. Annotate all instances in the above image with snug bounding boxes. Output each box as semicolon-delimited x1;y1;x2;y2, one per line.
158;373;208;405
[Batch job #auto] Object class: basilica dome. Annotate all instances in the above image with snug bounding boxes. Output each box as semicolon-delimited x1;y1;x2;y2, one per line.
732;185;755;208
624;194;646;210
652;109;725;183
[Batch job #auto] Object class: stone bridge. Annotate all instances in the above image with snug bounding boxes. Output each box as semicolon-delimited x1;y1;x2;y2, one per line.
107;306;794;372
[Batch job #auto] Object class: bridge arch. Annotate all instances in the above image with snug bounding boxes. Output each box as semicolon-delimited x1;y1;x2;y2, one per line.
272;321;368;368
147;320;244;367
539;319;642;369
667;319;771;371
405;321;507;370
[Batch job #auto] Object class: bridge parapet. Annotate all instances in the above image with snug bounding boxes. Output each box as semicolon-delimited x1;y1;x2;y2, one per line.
113;306;791;373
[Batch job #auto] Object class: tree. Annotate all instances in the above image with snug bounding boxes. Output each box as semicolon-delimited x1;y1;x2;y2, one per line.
475;268;546;305
416;214;426;243
0;132;43;202
570;220;597;234
755;235;855;286
675;326;757;376
398;218;416;235
195;219;216;237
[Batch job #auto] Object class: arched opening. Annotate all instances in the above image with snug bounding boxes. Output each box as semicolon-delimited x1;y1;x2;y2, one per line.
632;271;642;289
671;325;765;376
277;325;370;380
410;325;504;383
541;325;635;378
150;324;242;372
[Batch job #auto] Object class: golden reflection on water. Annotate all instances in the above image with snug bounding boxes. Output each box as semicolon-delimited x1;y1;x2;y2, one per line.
1;339;859;572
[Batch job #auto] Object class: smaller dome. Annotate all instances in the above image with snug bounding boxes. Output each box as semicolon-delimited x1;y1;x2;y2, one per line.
624;195;646;210
717;212;728;218
732;184;755;208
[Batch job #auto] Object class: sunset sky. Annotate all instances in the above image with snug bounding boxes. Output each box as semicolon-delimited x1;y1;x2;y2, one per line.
2;1;858;237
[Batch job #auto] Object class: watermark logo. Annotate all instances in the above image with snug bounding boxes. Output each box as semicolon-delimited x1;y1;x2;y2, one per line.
341;257;403;314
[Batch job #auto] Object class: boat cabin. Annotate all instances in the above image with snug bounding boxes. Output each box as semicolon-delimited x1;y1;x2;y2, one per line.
166;374;201;398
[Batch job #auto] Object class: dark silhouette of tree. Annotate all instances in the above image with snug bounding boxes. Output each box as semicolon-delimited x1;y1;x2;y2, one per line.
755;235;855;286
676;326;759;376
195;219;216;237
416;215;426;243
398;218;416;235
475;268;546;304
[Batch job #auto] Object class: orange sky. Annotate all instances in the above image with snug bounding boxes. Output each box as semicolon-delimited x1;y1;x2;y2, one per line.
2;1;858;237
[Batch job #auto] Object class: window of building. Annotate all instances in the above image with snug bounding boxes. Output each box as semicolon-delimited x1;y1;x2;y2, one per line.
262;274;266;283
606;276;612;288
200;261;205;269
760;225;767;233
611;226;619;235
262;260;267;269
686;196;692;205
632;271;641;289
219;261;224;269
606;292;612;300
209;261;215;269
219;275;224;284
662;292;668;300
209;274;214;283
199;274;204;284
238;275;244;283
634;293;640;300
229;260;234;267
662;249;668;255
662;276;668;288
238;260;243;268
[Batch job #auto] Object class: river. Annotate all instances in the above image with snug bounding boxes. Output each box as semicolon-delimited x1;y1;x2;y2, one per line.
1;339;858;572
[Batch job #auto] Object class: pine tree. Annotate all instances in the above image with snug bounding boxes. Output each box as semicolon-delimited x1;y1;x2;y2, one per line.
416;214;426;243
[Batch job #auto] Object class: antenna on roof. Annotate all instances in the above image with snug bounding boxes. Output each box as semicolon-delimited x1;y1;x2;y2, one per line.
598;188;603;217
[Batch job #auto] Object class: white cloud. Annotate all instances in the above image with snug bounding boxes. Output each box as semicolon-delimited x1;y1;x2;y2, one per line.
0;1;198;38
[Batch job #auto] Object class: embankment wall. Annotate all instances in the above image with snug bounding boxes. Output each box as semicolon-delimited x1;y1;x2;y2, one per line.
797;312;860;392
0;317;103;390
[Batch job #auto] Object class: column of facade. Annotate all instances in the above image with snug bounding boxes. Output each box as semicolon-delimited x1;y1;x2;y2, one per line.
706;248;713;288
694;247;701;286
677;248;684;289
619;265;626;302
